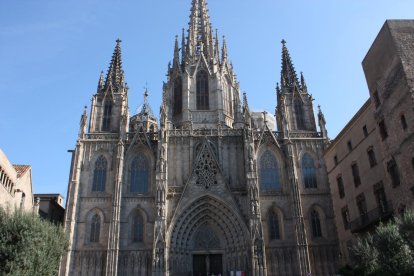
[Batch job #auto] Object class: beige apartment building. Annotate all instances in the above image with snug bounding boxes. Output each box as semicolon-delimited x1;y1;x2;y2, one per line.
325;20;414;265
0;149;34;212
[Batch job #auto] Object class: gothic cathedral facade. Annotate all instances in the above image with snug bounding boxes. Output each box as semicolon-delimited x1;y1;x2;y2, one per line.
60;1;339;275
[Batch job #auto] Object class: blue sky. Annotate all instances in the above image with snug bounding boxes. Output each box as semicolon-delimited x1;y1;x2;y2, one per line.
1;0;413;198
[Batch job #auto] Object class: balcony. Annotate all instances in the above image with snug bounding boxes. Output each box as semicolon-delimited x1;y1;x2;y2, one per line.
350;201;393;233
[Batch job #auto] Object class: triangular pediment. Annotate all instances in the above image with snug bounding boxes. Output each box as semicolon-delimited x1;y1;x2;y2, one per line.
126;126;152;154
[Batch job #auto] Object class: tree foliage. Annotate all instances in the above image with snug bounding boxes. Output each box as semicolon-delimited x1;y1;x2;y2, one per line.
0;207;69;276
345;210;414;276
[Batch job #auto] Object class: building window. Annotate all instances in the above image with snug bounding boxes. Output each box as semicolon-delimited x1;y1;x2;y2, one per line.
20;192;25;208
400;114;407;130
302;154;317;188
132;213;144;242
334;155;338;166
92;155;107;192
259;150;281;191
373;90;381;108
130;154;149;193
351;163;361;187
374;182;388;213
268;211;280;240
367;147;377;167
337;176;345;198
341;206;350;230
379;119;388;140
294;99;305;129
173;77;182;115
387;159;400;187
363;125;368;137
311;210;322;238
102;100;112;131
223;80;233;115
90;214;101;243
347;140;352;152
356;193;367;219
196;70;209;110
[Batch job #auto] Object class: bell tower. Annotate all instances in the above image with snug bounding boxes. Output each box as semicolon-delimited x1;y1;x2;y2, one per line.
89;39;129;134
164;0;243;129
276;40;317;136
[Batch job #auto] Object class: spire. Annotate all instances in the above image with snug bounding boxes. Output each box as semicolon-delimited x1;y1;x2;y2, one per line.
181;28;186;64
318;105;328;139
187;0;213;58
221;35;228;64
214;29;220;60
97;70;104;92
300;71;308;92
280;39;299;91
104;39;125;90
173;35;180;67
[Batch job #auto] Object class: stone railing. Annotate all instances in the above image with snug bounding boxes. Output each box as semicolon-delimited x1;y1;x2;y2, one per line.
85;133;119;140
168;128;243;137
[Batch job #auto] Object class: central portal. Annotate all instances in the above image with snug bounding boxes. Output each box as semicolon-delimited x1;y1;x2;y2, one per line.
193;254;223;276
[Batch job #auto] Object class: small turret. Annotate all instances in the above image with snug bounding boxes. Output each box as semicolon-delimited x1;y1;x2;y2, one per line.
130;89;158;133
97;71;104;93
78;106;88;139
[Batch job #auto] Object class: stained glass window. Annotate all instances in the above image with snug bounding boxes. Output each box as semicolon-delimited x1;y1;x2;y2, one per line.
92;155;107;192
259;150;280;191
130;154;149;193
302;154;317;188
196;71;209;110
90;214;101;243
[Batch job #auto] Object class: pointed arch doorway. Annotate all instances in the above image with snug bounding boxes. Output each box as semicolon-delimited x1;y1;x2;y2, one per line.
192;224;223;276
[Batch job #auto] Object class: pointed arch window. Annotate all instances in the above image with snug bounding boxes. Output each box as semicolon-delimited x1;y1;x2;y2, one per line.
311;210;322;238
196;71;209;110
259;150;281;191
294;99;305;130
268;211;280;240
302;153;317;188
223;80;233;115
130;154;149;193
102;100;112;131
173;77;182;115
90;214;101;243
132;213;144;242
92;155;107;192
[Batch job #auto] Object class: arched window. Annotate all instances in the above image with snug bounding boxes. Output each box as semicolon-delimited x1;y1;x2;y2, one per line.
132;213;144;242
102;100;112;131
90;214;101;243
130;154;149;193
173;77;182;115
92;155;107;192
311;210;322;238
223;80;232;115
294;99;305;129
302;153;317;188
259;150;281;191
196;71;209;110
268;211;280;240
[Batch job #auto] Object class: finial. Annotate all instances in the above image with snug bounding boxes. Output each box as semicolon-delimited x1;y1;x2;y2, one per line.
281;39;286;46
116;38;122;44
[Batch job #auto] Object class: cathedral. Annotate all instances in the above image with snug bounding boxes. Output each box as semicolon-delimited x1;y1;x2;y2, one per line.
60;0;339;275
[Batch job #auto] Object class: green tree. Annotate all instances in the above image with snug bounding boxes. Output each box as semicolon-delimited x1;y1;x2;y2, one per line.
347;210;414;276
0;207;69;276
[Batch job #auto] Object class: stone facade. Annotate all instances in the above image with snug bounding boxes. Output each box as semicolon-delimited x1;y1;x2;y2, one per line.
34;193;65;224
0;149;34;212
324;20;414;266
60;1;339;275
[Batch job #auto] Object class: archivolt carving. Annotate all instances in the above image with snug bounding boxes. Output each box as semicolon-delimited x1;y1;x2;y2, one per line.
168;196;250;273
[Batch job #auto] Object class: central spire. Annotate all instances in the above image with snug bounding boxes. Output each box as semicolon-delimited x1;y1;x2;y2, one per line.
187;0;213;59
281;40;299;91
104;39;125;90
